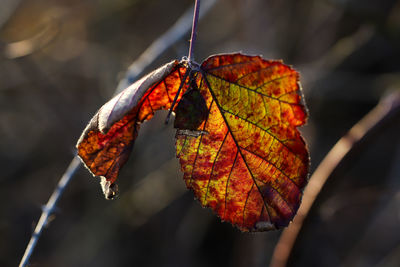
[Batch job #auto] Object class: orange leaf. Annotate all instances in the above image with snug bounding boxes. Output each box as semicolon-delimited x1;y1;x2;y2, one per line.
77;60;188;198
175;53;309;231
76;53;309;231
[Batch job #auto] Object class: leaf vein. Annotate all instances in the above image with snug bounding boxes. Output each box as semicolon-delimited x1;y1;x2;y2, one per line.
204;130;229;203
206;72;301;106
241;146;300;188
242;183;255;226
253;177;295;214
221;109;302;163
202;72;271;222
223;150;239;218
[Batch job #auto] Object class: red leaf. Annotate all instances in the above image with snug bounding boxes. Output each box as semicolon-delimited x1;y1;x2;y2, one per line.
175;54;309;231
77;53;309;232
77;60;188;198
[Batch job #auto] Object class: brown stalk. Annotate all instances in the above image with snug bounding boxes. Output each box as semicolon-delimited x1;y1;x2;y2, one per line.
270;92;400;267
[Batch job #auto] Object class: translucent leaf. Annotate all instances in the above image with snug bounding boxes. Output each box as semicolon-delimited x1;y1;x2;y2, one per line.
175;54;309;231
77;60;188;198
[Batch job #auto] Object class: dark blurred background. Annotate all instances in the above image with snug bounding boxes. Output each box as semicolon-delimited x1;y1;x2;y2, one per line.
1;0;400;266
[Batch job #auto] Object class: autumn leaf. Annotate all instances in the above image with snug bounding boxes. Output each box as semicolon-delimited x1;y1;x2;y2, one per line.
175;53;309;231
77;52;309;231
76;60;188;198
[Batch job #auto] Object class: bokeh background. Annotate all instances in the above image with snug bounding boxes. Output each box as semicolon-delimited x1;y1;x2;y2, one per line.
1;0;400;266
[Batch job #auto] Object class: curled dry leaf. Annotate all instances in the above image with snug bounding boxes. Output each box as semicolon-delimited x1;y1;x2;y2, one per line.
77;53;309;231
77;60;188;198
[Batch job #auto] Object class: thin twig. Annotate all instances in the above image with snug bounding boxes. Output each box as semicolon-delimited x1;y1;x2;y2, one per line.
270;92;400;267
165;68;190;124
116;0;217;94
188;0;201;62
19;156;81;267
165;0;205;124
18;1;218;266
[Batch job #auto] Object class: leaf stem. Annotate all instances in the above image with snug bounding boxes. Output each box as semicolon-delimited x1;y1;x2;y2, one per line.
116;0;217;94
188;0;201;62
165;68;190;124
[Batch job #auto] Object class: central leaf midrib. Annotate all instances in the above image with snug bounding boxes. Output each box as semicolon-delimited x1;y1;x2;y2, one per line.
201;70;273;224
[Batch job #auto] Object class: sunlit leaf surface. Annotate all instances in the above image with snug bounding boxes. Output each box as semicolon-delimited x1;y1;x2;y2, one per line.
77;53;309;229
175;54;309;231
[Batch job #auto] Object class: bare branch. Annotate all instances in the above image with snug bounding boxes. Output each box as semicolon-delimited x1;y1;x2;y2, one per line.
18;1;218;266
115;0;217;94
19;156;81;267
188;0;201;62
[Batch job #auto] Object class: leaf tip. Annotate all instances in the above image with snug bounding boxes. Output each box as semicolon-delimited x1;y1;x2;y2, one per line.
100;176;119;200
